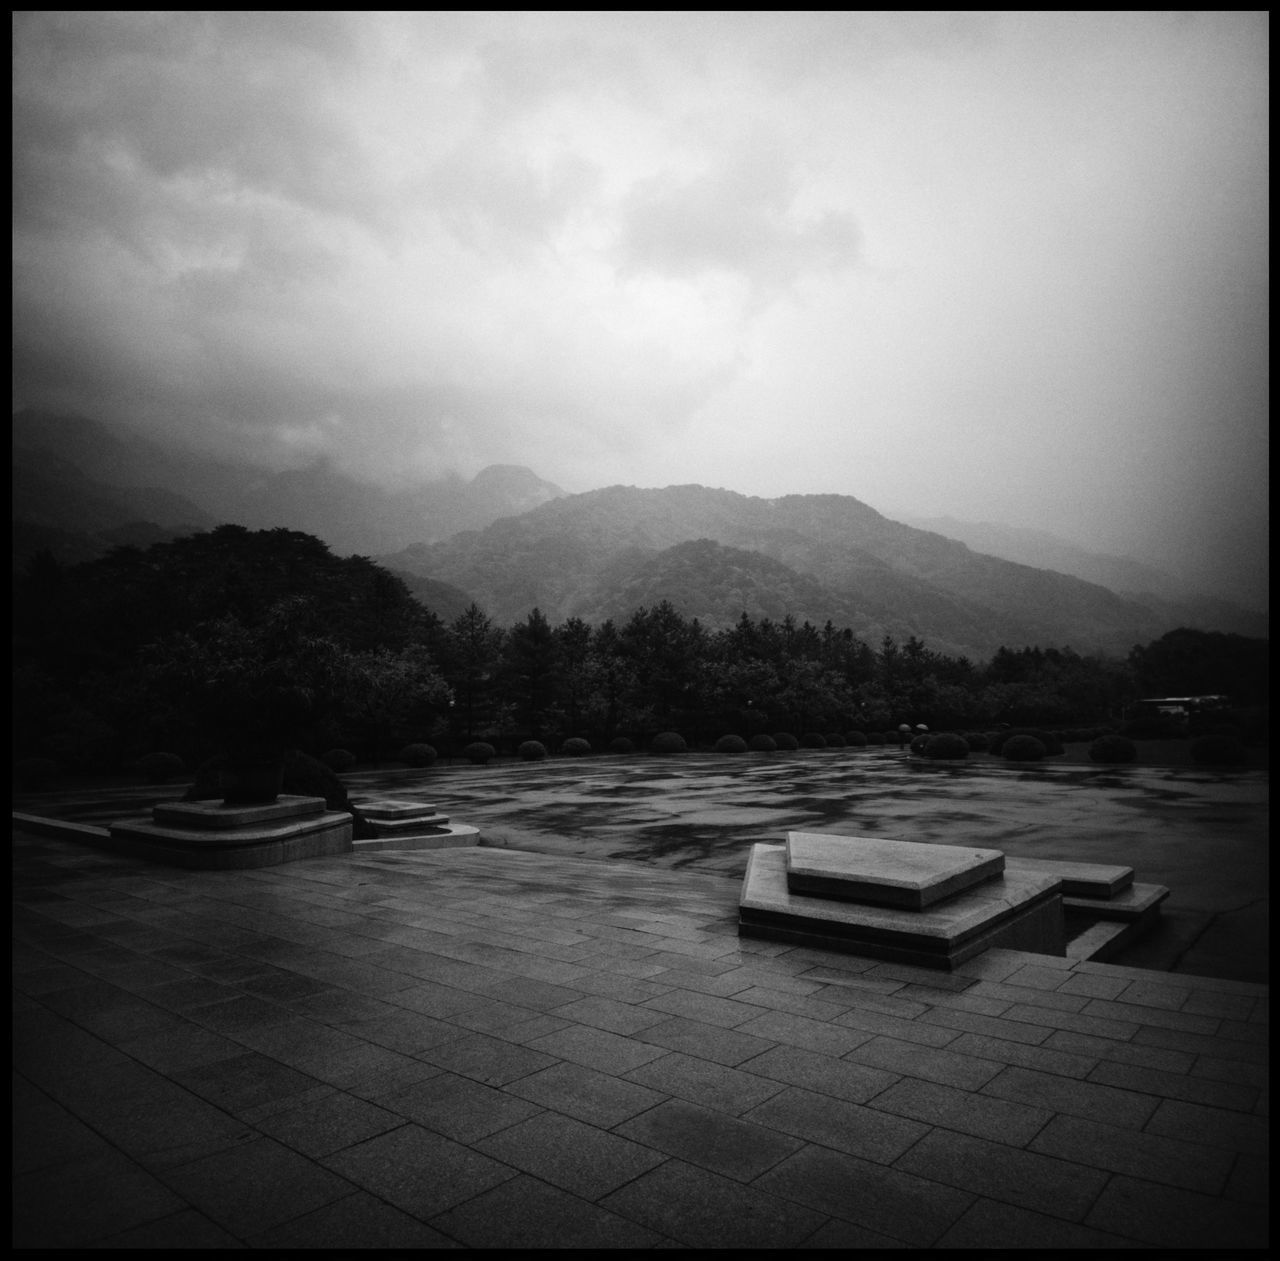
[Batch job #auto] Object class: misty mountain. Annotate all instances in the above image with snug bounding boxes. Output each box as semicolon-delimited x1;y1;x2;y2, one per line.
12;409;566;561
382;484;1188;660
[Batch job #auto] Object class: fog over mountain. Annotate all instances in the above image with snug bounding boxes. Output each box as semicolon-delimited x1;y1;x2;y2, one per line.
12;13;1268;611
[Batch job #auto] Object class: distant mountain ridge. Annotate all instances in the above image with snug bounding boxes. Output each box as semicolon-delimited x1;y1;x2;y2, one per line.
11;410;1266;656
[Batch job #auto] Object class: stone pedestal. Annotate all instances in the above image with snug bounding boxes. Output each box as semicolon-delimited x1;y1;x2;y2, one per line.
107;795;352;869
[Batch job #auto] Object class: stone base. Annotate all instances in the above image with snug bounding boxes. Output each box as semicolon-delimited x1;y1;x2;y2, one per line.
107;796;352;869
739;844;1064;970
352;824;481;852
1004;855;1135;899
785;831;1005;909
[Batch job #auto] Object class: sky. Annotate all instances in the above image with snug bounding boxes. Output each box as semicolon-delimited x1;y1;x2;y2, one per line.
11;11;1269;607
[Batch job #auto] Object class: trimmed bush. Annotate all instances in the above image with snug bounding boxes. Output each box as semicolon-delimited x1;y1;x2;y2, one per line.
561;737;592;757
650;731;687;755
398;743;438;768
14;757;59;791
608;737;635;754
825;733;847;748
462;742;496;764
138;751;186;784
800;732;827;749
963;731;990;752
1003;734;1048;762
925;732;970;760
1088;734;1137;764
990;728;1063;756
715;734;748;753
772;732;799;751
322;748;357;773
748;733;777;751
865;731;886;745
845;730;868;748
1189;735;1249;767
518;740;548;761
909;734;931;755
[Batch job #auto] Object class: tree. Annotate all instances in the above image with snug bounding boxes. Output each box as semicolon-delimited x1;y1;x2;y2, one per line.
440;604;506;740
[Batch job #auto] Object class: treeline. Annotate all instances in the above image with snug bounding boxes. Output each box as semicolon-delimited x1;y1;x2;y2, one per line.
11;526;1267;772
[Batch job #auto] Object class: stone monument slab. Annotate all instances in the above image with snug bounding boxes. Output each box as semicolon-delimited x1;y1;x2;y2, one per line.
785;831;1005;909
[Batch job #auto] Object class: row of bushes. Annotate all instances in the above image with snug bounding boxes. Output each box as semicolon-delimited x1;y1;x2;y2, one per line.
13;724;1255;791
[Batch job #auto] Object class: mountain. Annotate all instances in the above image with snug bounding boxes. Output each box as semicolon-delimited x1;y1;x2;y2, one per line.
11;409;566;561
382;484;1187;659
898;513;1268;639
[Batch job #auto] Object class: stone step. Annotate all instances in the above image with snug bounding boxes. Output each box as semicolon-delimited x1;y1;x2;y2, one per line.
1004;855;1135;899
740;843;1063;971
352;825;480;852
1063;882;1169;922
784;831;1005;909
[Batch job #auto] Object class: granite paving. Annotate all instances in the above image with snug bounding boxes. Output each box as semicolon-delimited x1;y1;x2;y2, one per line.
11;824;1269;1249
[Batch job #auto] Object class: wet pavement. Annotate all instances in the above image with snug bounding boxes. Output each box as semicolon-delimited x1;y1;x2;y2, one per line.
19;748;1269;983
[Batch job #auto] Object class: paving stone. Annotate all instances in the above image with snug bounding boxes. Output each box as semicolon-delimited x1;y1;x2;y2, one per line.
935;1196;1140;1250
625;1050;787;1116
733;1007;875;1056
252;1092;406;1157
173;1051;322;1115
430;1173;666;1249
725;985;856;1022
981;1065;1159;1129
12;1151;190;1249
969;980;1093;1013
1144;1098;1270;1156
1042;1027;1194;1073
896;1128;1110;1221
375;1069;544;1142
599;1158;826;1249
1131;1024;1269;1064
869;1076;1052;1147
247;1190;460;1249
916;1005;1055;1045
997;1002;1140;1040
502;1060;667;1128
616;1097;803;1180
1080;997;1221;1035
845;1035;1004;1091
1190;1054;1270;1089
739;1043;900;1102
527;1023;670;1074
415;1030;559;1086
473;975;589;1011
91;1208;247;1250
640;988;766;1028
157;1134;355;1239
634;1015;777;1066
335;1009;470;1055
1224;1153;1269;1205
834;1005;964;1046
476;1110;667;1199
754;1143;974;1247
1029;1112;1234;1194
1055;971;1131;1000
795;1217;910;1249
116;1022;249;1073
548;995;672;1035
1087;1058;1259;1110
1085;1174;1269;1249
741;1085;928;1163
12;1094;118;1175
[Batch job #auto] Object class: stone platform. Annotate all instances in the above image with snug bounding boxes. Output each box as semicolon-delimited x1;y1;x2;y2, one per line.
739;834;1170;972
106;796;353;870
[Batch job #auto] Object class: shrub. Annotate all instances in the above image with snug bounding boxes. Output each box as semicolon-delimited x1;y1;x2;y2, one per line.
608;737;634;754
398;743;438;768
990;727;1063;756
1089;734;1137;764
650;731;687;754
748;733;777;751
865;731;885;745
322;748;357;773
137;751;186;783
715;734;748;753
909;734;931;755
925;733;970;760
772;732;799;750
13;757;59;791
800;732;827;749
963;731;990;752
462;742;496;764
1003;734;1047;762
1189;735;1249;767
518;740;548;761
845;730;868;748
561;737;592;757
825;733;846;748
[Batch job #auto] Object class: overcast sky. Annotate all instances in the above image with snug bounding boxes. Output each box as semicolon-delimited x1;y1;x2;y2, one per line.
12;12;1269;606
